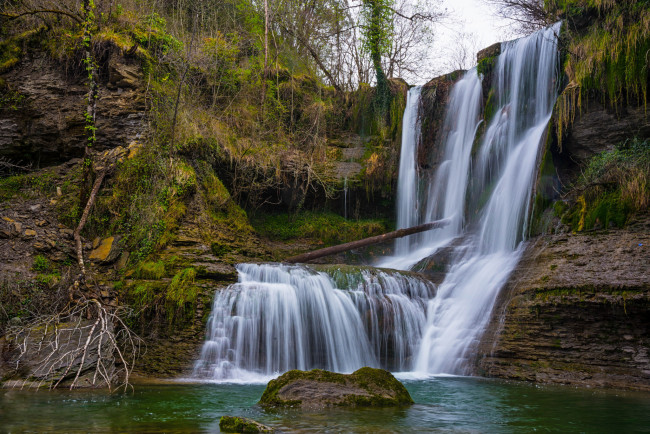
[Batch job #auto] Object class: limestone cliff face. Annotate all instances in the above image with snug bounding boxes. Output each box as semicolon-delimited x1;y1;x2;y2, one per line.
0;49;146;166
475;217;650;390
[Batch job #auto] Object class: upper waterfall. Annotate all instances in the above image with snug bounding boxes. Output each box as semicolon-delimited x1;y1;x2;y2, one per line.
414;22;562;374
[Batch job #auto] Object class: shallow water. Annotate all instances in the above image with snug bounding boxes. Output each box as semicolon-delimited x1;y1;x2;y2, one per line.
2;377;650;433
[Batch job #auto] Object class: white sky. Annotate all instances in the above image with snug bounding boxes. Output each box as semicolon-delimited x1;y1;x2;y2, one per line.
417;0;516;83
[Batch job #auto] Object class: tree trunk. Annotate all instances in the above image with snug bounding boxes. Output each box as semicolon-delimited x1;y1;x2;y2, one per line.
285;218;451;263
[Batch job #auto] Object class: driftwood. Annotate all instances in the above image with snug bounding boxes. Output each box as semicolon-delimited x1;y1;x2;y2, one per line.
285;218;451;263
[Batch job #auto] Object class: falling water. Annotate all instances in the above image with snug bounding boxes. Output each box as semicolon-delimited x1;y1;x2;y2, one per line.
394;86;423;255
193;23;561;381
414;22;561;374
379;72;483;270
193;264;434;380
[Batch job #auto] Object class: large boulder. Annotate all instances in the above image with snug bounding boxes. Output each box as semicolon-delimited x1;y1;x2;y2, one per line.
258;367;414;408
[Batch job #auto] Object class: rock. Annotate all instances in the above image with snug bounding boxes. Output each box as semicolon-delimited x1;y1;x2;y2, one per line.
24;229;37;238
259;367;414;408
56;186;62;196
88;236;121;264
0;52;146;166
35;219;47;227
29;204;41;212
12;221;22;234
59;228;74;238
477;221;650;391
32;241;49;251
219;416;274;433
477;42;501;63
194;261;238;281
115;251;129;269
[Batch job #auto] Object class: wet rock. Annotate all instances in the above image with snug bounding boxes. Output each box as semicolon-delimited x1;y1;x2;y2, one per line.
88;236;121;264
259;367;414;408
219;416;274;433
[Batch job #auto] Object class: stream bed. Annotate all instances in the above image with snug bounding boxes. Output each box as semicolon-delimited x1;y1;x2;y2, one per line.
2;377;650;432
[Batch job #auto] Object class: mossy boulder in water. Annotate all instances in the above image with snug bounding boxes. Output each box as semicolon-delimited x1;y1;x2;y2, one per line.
219;416;274;433
258;367;414;408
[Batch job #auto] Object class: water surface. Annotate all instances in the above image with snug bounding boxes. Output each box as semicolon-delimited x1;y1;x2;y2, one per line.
2;377;650;432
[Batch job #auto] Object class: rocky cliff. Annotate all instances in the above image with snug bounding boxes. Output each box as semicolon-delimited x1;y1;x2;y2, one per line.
476;216;650;390
0;47;146;166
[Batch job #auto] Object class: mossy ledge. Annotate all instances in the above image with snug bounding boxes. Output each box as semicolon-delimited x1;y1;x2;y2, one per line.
219;416;274;433
258;367;414;408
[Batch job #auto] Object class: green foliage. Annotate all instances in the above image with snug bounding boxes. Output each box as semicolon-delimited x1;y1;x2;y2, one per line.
252;211;388;246
166;268;198;308
133;13;182;56
560;138;649;231
476;55;496;76
0;172;56;201
31;255;51;273
553;1;650;108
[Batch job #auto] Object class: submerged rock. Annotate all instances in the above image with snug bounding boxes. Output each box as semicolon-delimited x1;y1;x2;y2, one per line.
219;416;273;433
259;367;414;408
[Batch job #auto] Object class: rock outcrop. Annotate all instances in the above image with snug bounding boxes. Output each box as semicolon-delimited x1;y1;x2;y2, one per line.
476;217;650;390
259;367;413;408
0;49;146;166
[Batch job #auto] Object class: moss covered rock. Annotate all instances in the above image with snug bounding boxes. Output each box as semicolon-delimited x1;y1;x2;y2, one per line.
219;416;273;433
258;367;414;408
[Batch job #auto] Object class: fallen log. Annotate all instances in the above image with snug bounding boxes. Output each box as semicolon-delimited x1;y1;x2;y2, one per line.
285;218;451;264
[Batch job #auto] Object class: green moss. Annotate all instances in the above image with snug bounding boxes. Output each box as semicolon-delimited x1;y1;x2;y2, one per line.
259;367;413;408
252;211;388;246
477;55;496;76
219;416;273;433
0;171;56;201
134;261;166;280
166;268;198;307
31;255;50;273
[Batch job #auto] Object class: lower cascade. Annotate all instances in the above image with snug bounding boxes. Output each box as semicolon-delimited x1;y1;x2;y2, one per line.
192;264;434;380
193;23;562;381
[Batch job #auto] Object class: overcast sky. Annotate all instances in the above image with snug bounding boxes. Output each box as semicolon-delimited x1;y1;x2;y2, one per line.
418;0;516;83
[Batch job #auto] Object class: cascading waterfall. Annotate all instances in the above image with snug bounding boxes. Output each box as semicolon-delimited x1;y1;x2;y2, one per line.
192;23;561;381
414;22;561;374
192;264;435;380
379;72;484;270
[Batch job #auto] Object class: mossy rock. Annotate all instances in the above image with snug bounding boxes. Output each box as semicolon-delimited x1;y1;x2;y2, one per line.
219;416;274;433
258;367;414;408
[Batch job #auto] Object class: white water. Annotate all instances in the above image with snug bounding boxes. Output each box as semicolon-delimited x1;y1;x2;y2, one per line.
192;264;434;381
414;22;561;374
193;23;561;381
394;86;423;256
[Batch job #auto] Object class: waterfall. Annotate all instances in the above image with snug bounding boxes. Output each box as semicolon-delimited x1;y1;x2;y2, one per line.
192;264;435;380
192;23;561;381
379;72;483;270
414;22;561;374
394;86;423;256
